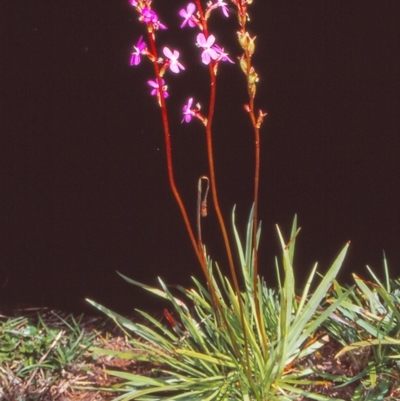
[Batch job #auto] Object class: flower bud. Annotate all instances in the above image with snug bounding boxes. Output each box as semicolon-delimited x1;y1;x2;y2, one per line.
237;31;256;56
239;55;248;74
247;35;256;56
247;67;258;84
256;110;268;128
237;31;249;50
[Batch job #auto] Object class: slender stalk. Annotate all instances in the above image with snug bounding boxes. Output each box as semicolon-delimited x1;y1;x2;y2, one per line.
146;30;200;265
234;1;267;355
146;28;222;317
195;0;253;387
146;26;242;358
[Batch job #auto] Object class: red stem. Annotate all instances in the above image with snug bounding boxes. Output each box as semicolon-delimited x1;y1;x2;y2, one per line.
146;24;233;336
146;28;215;290
195;0;252;378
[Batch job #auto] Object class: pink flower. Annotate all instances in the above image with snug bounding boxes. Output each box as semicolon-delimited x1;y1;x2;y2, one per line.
148;79;168;98
140;8;167;30
182;98;195;123
213;44;234;63
179;3;197;28
163;47;185;74
130;36;147;66
196;33;219;65
215;0;229;17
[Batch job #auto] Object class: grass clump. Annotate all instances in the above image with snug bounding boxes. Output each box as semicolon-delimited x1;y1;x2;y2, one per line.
0;310;100;400
86;213;400;400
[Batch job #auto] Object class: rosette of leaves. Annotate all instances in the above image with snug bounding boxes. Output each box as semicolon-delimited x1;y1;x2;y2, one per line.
88;210;351;400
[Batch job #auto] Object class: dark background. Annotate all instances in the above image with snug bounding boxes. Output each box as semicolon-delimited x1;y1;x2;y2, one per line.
1;1;399;315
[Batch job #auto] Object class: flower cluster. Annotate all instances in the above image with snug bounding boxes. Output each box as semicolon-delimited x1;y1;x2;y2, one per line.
179;3;233;66
129;0;235;118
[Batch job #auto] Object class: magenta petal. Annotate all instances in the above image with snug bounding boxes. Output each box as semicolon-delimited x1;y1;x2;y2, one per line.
197;33;207;47
207;35;216;47
148;80;158;88
170;63;179;73
208;48;219;60
201;51;211;65
187;3;196;14
130;54;140;66
163;47;172;59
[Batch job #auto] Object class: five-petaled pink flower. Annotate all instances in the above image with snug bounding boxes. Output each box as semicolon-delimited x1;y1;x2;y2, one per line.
182;98;195;123
130;36;147;66
179;3;197;28
140;8;167;30
196;33;219;65
163;47;185;73
148;79;168;98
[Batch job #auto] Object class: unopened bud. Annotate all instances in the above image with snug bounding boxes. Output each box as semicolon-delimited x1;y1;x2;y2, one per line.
237;31;248;49
239;55;248;74
256;110;268;128
247;35;256;56
247;67;258;84
237;31;256;55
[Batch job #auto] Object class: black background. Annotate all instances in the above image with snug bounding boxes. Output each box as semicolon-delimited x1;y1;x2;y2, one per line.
1;1;399;315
